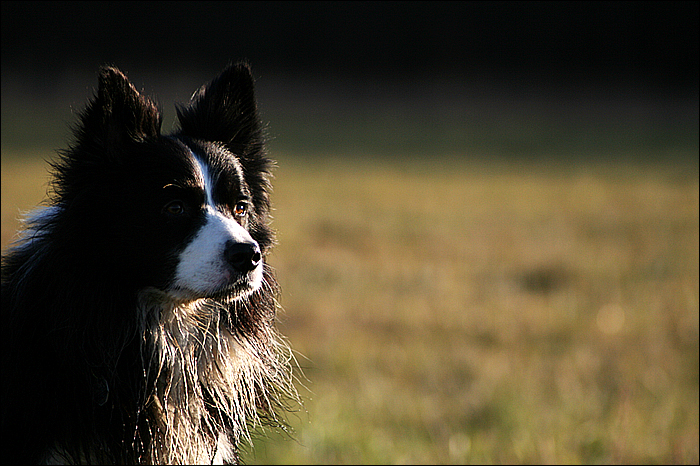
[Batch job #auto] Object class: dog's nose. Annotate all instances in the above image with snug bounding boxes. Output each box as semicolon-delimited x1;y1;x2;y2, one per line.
225;240;262;273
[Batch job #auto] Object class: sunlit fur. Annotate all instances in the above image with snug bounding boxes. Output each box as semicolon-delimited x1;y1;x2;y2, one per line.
1;63;300;464
136;271;298;464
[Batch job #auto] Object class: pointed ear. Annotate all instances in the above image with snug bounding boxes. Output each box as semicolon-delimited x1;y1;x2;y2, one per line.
175;62;264;157
75;66;161;148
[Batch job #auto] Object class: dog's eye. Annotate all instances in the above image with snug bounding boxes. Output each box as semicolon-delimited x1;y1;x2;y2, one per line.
234;201;248;218
164;201;185;215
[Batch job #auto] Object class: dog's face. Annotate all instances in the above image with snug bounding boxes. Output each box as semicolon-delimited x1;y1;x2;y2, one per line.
163;139;264;300
52;64;274;301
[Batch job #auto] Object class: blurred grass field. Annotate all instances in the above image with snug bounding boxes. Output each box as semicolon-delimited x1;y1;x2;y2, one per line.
2;148;697;464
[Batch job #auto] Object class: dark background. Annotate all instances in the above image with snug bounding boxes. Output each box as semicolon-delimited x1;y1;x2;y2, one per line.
3;1;698;89
2;1;698;159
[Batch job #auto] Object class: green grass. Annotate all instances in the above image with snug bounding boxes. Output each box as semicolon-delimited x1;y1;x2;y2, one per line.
2;151;698;464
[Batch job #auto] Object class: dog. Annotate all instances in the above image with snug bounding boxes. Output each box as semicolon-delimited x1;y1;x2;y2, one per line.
1;62;298;464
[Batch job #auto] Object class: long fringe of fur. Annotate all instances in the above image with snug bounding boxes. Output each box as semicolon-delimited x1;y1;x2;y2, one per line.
135;265;299;464
34;265;299;465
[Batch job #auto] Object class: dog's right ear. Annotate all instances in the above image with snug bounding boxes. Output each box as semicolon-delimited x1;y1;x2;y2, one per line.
74;66;162;150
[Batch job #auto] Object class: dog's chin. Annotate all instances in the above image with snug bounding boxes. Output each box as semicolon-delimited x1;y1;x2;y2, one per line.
204;277;261;301
160;268;264;304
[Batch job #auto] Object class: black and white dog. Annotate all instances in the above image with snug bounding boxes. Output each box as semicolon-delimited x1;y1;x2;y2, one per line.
1;63;298;464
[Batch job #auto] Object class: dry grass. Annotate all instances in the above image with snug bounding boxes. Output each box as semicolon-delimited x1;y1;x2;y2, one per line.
2;151;698;464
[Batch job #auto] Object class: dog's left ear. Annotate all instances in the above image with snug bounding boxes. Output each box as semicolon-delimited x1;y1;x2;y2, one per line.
175;62;265;159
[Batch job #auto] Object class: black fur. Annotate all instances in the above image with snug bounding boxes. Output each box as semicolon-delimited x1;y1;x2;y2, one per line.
1;63;296;464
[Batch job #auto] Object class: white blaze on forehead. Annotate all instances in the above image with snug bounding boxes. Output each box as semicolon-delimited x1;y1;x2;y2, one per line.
191;155;216;207
171;153;262;297
190;152;246;208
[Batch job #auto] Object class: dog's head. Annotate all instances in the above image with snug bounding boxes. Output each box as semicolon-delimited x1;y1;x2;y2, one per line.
52;63;275;302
